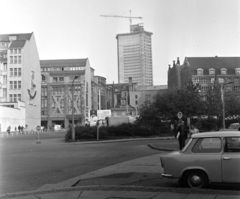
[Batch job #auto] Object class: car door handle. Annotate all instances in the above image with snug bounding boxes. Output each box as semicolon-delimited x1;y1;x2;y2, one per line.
223;157;232;160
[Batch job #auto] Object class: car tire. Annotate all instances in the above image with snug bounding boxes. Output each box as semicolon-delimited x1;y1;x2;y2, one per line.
184;170;208;189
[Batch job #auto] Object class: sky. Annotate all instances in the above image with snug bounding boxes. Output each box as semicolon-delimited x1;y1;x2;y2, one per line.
1;0;239;85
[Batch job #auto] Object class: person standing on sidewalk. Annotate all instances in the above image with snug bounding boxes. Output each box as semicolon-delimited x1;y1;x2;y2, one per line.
189;124;199;137
175;120;187;150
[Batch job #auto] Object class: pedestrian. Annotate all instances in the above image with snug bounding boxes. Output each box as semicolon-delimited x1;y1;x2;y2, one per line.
21;126;24;134
189;124;199;137
175;120;188;150
15;126;17;132
18;125;21;133
7;125;11;134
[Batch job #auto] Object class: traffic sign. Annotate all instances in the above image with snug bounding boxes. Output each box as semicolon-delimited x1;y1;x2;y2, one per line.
36;125;41;131
177;112;183;119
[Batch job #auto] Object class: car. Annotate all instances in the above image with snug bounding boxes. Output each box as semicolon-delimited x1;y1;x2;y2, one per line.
228;123;240;130
160;131;240;189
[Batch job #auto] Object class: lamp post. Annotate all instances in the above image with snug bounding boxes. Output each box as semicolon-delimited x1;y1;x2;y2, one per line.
71;76;79;142
222;81;233;129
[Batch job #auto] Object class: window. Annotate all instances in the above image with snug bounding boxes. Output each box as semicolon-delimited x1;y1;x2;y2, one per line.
235;68;240;75
192;138;222;153
195;78;200;83
135;95;138;99
202;78;208;83
218;78;224;83
3;88;7;98
18;56;21;64
234;86;240;91
135;100;138;105
10;81;13;89
221;68;227;75
14;56;17;64
18;81;21;89
14;94;17;102
14;49;17;54
10;56;13;64
209;68;215;75
53;77;58;82
14;81;17;89
18;49;21;54
42;75;46;81
3;75;7;85
9;94;13;102
197;69;203;75
3;63;7;71
10;68;13;76
59;77;64;82
18;94;21;101
18;68;21;76
10;49;13;54
234;78;239;84
14;68;17;76
224;137;240;152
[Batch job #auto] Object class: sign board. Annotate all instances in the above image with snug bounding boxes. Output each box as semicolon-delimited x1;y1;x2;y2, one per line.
177;112;183;119
36;125;41;131
97;110;111;120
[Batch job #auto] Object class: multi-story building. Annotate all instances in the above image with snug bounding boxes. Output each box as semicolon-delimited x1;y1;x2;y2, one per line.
40;59;92;128
0;33;41;131
168;57;240;99
116;24;153;86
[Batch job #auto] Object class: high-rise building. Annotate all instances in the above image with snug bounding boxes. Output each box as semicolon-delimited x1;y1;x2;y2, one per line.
0;33;41;131
116;24;153;86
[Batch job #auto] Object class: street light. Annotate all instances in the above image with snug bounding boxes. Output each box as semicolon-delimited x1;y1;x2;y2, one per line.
222;81;233;129
72;76;79;142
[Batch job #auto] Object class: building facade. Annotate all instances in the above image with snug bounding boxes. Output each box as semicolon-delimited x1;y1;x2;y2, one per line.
116;24;153;86
0;33;41;131
40;59;92;128
168;57;240;98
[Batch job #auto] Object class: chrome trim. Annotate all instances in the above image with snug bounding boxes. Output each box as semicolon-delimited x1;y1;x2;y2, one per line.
161;173;173;178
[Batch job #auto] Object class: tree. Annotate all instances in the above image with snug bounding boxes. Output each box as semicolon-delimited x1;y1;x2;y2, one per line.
137;81;204;130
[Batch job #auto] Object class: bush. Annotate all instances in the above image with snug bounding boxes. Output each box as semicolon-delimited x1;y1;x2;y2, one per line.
65;122;172;142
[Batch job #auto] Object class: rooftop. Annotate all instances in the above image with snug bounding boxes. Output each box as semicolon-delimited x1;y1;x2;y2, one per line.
40;59;88;67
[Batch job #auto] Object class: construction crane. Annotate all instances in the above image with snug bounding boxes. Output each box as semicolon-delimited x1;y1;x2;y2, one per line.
100;10;142;33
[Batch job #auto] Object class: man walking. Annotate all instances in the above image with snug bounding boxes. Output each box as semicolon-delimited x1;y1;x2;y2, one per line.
175;120;187;150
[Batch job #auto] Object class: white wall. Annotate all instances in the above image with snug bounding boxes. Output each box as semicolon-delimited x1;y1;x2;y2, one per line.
0;101;26;132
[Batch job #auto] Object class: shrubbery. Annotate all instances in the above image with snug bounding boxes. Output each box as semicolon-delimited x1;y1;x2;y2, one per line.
65;122;172;142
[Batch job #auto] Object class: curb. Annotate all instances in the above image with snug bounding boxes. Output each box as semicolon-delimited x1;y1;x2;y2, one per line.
148;143;177;151
69;136;176;145
1;185;239;198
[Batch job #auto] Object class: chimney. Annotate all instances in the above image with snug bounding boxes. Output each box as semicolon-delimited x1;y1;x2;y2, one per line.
177;57;180;65
173;61;176;67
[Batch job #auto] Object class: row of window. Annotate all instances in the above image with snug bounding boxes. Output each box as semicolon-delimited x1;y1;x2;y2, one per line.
41;66;85;72
9;94;21;102
200;86;240;92
9;56;21;64
197;68;240;75
10;68;21;77
9;81;21;90
10;49;21;54
193;77;239;84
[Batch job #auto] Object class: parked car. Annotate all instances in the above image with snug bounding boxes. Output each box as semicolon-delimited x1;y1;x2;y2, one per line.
228;123;240;130
160;131;240;188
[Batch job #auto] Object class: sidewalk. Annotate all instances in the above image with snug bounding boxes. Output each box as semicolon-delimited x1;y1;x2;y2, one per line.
0;138;239;199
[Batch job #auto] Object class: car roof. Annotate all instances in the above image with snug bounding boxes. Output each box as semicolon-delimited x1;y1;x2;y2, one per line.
192;131;240;138
229;123;240;125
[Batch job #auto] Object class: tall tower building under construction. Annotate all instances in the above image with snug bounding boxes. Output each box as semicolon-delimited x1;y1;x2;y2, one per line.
116;24;153;86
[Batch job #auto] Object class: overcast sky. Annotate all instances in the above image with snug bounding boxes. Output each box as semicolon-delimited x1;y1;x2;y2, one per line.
1;0;239;85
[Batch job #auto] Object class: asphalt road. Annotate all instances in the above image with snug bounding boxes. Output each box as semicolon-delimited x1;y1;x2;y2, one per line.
0;131;176;194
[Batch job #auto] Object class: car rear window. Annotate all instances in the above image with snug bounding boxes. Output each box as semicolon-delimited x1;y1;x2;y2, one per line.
192;138;222;153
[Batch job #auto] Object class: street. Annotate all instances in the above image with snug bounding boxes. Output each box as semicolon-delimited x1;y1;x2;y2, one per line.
0;131;175;194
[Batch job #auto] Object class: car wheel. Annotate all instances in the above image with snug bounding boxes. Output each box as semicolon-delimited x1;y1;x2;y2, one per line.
184;170;208;189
